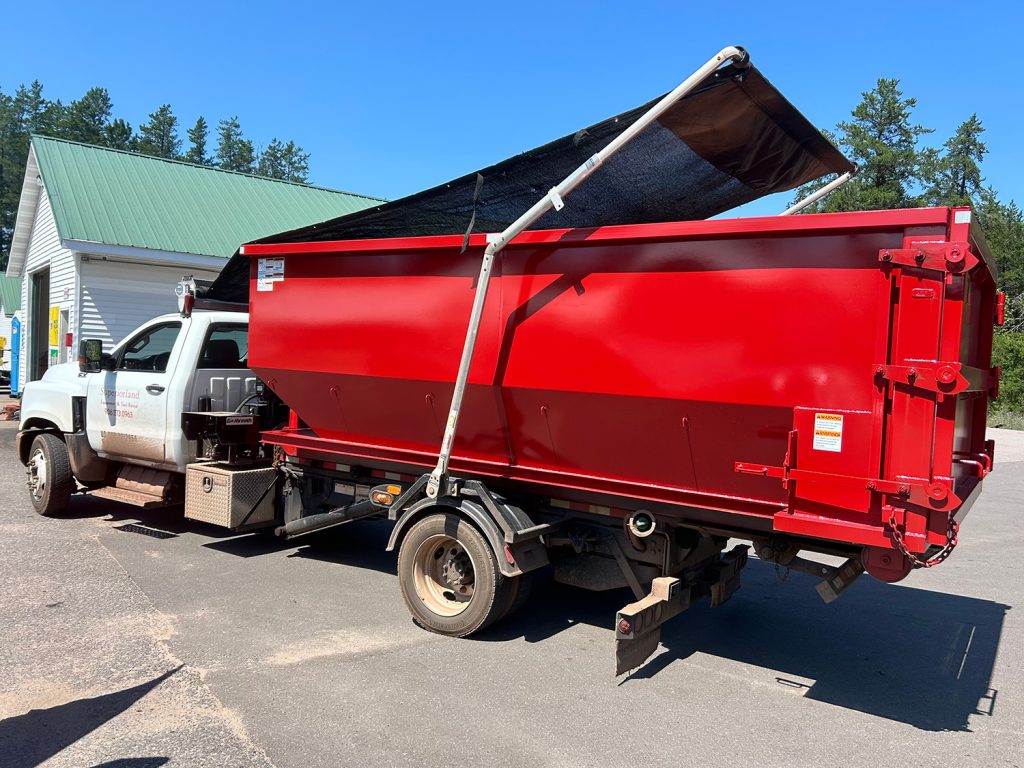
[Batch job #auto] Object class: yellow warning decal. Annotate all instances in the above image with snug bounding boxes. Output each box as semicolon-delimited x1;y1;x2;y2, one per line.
813;413;843;453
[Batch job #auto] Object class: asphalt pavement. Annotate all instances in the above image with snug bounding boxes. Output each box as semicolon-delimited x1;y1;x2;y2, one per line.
1;419;1022;767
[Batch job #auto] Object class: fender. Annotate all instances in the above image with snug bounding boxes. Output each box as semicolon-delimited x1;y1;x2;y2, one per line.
387;496;547;577
18;362;88;434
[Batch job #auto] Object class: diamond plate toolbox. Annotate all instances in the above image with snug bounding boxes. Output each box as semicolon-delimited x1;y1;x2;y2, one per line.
185;463;277;529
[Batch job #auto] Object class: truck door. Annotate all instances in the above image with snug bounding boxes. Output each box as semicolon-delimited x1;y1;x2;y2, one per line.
86;321;183;464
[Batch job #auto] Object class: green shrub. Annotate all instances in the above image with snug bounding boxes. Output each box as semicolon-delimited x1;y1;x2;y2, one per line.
991;332;1024;416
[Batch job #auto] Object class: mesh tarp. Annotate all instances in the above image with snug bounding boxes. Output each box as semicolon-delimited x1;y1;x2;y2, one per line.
208;60;852;302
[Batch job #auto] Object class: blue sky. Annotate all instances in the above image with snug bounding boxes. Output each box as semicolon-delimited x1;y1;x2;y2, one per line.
3;1;1022;218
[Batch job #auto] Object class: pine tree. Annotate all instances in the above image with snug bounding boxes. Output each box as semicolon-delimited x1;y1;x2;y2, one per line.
0;88;16;269
792;79;931;213
215;116;255;173
983;189;1024;413
978;190;1024;305
257;138;310;182
0;82;64;267
104;118;135;151
921;115;987;207
61;87;112;145
184;116;211;165
12;81;63;136
137;104;180;159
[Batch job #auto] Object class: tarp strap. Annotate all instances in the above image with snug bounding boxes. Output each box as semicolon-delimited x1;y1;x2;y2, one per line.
461;173;486;253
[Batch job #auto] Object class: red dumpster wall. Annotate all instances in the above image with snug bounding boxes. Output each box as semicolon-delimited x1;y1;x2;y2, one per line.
245;208;994;552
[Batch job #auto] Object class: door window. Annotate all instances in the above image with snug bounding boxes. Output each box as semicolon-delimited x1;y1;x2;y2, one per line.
198;325;248;369
119;323;181;372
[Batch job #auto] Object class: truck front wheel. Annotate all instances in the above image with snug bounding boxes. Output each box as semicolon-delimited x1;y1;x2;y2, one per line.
27;434;73;517
398;512;511;637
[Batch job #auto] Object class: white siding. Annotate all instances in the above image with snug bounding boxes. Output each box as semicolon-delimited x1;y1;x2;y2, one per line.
17;187;76;392
79;261;219;351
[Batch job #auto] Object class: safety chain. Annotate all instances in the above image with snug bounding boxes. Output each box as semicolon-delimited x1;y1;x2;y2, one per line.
888;510;959;568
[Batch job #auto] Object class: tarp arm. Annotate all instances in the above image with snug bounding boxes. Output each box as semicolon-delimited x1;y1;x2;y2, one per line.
779;169;857;215
426;45;751;499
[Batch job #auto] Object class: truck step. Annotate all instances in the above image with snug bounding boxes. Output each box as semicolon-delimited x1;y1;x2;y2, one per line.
116;466;174;497
89;486;179;509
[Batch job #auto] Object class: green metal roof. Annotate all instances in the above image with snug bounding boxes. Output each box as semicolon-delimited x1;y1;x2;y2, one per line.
31;135;383;259
0;275;20;314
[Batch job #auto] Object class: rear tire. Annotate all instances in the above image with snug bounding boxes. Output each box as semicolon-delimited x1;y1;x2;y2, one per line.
506;570;535;617
27;434;73;517
398;512;511;636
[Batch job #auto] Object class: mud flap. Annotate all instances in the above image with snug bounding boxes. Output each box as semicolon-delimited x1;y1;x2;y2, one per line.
614;545;749;675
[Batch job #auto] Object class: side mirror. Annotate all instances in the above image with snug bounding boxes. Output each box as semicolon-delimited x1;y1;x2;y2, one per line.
78;339;104;373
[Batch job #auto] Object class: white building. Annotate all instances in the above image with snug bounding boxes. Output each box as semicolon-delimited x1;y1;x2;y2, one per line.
5;135;380;393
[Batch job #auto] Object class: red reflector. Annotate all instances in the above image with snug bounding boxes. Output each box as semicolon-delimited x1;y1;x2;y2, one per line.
503;545;515;566
618;619;632;635
995;292;1005;326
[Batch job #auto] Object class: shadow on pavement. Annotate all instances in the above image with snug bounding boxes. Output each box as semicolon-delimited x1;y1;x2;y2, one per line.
90;759;170;767
46;476;1006;733
190;514;1008;732
284;519;398;575
477;560;1008;733
0;667;180;768
200;517;398;575
53;497;245;543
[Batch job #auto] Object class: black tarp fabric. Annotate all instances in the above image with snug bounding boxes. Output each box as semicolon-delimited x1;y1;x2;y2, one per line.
208;61;852;302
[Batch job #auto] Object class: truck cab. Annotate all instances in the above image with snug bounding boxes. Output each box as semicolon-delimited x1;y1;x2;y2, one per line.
16;308;254;515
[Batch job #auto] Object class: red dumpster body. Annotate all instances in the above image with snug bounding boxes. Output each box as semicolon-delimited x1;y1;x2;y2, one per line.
244;206;997;572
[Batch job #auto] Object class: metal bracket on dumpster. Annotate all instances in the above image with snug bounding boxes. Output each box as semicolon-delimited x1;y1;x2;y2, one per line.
878;242;977;273
873;361;998;399
735;457;962;512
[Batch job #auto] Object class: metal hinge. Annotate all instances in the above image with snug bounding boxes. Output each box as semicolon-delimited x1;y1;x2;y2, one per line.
874;361;998;399
878;242;977;273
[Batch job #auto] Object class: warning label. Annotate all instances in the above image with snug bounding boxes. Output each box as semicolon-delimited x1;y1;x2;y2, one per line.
812;413;843;452
256;257;285;292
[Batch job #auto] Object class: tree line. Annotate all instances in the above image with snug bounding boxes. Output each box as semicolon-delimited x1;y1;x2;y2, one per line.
792;78;1024;419
0;81;311;270
2;77;1021;417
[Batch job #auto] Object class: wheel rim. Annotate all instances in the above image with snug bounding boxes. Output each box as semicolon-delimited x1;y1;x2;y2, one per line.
412;533;477;617
28;448;47;502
